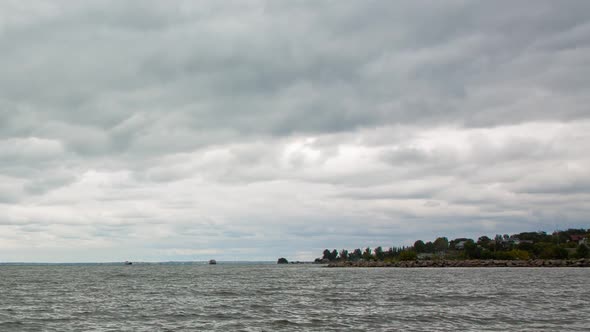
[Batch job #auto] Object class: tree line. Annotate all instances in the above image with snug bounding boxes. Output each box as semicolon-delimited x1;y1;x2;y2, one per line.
315;228;590;262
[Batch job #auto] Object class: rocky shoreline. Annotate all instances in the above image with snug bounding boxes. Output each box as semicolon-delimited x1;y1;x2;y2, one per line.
327;258;590;268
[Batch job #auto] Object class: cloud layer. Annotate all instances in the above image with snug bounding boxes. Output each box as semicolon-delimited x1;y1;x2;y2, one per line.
1;1;589;262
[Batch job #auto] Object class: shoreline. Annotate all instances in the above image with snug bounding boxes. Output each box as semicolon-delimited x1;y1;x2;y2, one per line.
327;258;590;268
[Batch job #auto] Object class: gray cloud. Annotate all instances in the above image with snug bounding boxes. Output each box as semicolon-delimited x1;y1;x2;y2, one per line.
0;1;589;262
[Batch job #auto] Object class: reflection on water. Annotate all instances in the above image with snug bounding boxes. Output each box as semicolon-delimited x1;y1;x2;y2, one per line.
0;264;589;331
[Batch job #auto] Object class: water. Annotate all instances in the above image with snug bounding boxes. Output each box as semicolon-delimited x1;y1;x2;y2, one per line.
0;264;588;331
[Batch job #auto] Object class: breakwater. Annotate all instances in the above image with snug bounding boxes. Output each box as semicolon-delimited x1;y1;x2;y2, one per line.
327;258;590;268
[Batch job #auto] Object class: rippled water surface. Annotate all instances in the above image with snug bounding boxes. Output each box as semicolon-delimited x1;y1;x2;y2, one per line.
0;264;589;331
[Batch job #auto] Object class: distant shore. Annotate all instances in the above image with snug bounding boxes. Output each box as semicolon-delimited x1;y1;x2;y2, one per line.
327;258;590;268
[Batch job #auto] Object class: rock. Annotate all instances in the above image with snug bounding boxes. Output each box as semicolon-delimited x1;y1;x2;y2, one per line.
324;258;590;268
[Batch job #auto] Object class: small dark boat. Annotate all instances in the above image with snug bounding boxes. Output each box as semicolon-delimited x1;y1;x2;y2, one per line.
208;259;217;265
124;261;132;265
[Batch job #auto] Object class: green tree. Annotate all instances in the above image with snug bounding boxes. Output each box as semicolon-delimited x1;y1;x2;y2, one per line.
555;246;569;259
339;249;348;261
516;241;534;253
330;249;338;261
480;249;494;260
374;246;385;261
576;244;589;258
362;247;373;261
385;247;395;260
508;249;530;260
450;238;470;250
464;240;480;259
493;249;530;260
477;236;492;249
277;257;289;264
413;240;426;253
477;235;491;244
425;241;435;253
517;231;550;243
494;234;503;251
399;250;417;261
351;248;362;261
322;249;331;260
434;237;449;253
535;242;569;259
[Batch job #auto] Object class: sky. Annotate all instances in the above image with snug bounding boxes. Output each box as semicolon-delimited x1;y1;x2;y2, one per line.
1;1;590;262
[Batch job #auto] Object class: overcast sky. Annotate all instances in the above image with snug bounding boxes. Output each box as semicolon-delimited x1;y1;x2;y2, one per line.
1;1;589;262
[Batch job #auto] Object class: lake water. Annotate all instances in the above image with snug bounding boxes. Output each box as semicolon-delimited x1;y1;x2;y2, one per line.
0;264;588;331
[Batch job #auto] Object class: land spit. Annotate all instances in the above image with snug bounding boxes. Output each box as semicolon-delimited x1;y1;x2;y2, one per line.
327;258;590;268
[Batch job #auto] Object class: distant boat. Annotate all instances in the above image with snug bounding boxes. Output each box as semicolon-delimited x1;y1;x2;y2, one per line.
208;259;217;265
124;261;132;265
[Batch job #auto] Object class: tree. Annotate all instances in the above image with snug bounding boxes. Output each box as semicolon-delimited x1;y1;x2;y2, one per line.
517;231;550;243
554;246;569;259
463;240;480;259
538;244;568;259
399;250;417;261
277;257;289;264
330;249;338;261
494;249;529;260
322;249;331;260
413;240;426;253
508;249;530;260
450;238;470;250
425;241;435;253
434;237;449;253
339;249;348;261
477;235;494;250
362;247;373;261
374;246;385;261
494;234;504;251
517;241;534;253
351;248;362;261
576;244;589;258
477;236;492;249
